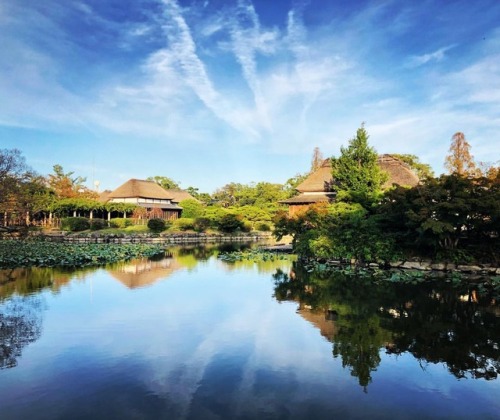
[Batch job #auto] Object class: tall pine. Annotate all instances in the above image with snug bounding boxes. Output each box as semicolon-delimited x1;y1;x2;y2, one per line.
331;124;386;205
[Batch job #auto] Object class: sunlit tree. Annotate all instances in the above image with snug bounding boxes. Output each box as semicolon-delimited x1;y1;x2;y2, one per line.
146;176;180;190
444;132;478;177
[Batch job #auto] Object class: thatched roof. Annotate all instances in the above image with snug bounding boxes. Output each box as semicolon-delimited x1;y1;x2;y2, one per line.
108;179;174;200
294;154;419;195
296;159;334;193
164;189;199;203
378;154;420;188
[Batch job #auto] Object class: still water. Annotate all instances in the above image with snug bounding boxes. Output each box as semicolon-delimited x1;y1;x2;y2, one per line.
0;245;499;419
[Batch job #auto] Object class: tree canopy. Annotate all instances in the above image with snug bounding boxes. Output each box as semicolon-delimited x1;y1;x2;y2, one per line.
444;132;478;177
331;124;386;205
146;176;180;190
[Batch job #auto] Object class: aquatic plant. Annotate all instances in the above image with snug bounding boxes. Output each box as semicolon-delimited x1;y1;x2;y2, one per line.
0;240;164;268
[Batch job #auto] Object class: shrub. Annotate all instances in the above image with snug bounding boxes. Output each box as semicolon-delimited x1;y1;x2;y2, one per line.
90;219;108;231
217;213;244;233
242;221;253;232
179;199;204;219
147;218;166;233
61;217;90;232
173;218;195;231
255;222;271;232
109;218;134;228
193;217;211;232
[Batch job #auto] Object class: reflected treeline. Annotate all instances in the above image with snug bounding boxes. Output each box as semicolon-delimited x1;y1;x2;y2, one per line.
0;267;95;300
0;295;44;369
273;263;500;390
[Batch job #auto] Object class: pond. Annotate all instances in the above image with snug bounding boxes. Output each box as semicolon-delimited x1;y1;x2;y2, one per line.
0;244;499;419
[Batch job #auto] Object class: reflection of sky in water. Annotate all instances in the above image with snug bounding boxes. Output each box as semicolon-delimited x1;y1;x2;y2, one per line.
0;257;499;419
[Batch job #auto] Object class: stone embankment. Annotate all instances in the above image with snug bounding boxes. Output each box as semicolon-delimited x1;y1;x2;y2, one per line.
43;232;271;245
303;257;500;276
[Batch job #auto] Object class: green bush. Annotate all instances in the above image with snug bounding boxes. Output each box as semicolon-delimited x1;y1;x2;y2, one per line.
193;217;211;232
217;213;244;233
61;217;90;232
109;218;134;228
90;219;108;231
255;222;271;232
179;199;204;219
147;218;166;233
242;221;253;233
173;218;196;231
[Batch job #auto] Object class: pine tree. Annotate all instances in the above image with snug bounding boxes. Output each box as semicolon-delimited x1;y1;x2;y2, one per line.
444;132;478;176
331;124;386;205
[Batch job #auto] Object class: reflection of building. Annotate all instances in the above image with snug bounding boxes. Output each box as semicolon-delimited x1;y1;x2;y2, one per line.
108;257;184;289
297;303;337;342
281;155;420;215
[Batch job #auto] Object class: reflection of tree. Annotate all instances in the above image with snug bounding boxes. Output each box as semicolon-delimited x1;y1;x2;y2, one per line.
0;296;43;369
333;315;386;390
273;263;500;389
382;286;500;380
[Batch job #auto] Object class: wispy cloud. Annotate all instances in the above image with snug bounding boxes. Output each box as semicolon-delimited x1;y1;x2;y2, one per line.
405;44;457;68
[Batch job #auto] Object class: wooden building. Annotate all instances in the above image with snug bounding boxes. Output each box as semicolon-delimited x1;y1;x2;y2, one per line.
281;154;419;215
106;179;183;220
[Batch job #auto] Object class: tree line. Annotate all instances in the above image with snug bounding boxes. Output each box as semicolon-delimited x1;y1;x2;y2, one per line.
275;126;499;264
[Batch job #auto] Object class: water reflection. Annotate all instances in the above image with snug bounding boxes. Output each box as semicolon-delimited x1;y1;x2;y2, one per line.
0;295;44;369
273;263;500;389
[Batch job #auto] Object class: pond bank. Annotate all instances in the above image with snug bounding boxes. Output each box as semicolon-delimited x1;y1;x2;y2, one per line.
301;256;500;277
39;231;272;245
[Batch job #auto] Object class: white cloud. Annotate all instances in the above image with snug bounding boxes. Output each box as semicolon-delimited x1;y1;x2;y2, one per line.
405;44;457;68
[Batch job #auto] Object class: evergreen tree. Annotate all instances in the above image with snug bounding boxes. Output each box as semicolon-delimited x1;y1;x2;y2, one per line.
331;124;386;205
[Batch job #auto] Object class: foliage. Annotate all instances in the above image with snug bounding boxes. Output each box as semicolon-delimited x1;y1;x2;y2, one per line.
146;175;180;190
48;164;94;198
0;240;164;268
217;213;245;233
378;174;500;261
172;218;195;231
274;202;396;263
90;219;107;231
255;221;271;231
51;198;103;216
331;124;387;206
179;199;204;219
391;153;434;180
147;218;167;233
193;217;211;232
218;249;293;263
444;132;479;177
61;217;90;232
109;218;134;228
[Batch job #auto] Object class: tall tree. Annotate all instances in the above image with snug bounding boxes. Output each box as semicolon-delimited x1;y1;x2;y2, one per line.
310;147;324;172
47;165;91;198
146;176;180;190
444;132;478;176
331;124;386;205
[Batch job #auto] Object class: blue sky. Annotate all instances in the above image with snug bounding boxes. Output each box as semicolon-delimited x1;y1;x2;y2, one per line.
1;0;499;193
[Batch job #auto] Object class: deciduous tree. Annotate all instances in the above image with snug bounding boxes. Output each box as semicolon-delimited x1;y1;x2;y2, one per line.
444;132;478;177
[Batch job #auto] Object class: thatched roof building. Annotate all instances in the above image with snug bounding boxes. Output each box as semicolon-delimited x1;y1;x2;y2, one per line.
281;154;419;215
104;179;183;219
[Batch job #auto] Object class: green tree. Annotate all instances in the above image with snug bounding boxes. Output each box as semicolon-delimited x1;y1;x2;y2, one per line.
392;154;434;180
146;176;180;190
179;199;204;219
331;124;387;205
